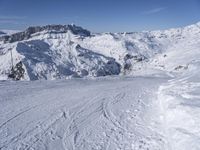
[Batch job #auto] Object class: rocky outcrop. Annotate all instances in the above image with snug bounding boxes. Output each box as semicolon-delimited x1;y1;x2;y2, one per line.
123;53;148;73
0;24;91;43
8;61;25;80
75;44;121;77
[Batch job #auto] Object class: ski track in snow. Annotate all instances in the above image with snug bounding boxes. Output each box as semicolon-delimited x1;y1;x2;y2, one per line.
0;76;200;150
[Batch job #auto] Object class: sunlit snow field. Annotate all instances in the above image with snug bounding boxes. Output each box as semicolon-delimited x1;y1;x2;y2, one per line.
1;70;200;150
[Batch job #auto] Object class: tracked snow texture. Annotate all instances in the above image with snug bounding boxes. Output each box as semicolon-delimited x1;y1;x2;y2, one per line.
0;22;200;150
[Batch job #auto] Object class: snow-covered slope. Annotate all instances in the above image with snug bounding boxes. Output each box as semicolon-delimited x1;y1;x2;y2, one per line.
0;22;200;80
0;25;121;80
1;22;200;150
0;77;169;150
1;73;200;150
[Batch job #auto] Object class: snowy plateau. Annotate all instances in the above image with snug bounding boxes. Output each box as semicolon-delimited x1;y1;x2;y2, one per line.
0;22;200;150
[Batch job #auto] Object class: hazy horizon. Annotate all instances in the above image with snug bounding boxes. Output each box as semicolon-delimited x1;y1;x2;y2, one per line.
0;0;200;32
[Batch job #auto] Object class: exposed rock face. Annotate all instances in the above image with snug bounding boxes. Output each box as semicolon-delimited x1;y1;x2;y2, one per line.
8;61;25;80
75;44;121;77
123;53;148;74
0;24;91;43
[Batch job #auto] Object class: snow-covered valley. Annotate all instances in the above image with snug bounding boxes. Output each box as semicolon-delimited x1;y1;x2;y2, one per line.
0;22;200;150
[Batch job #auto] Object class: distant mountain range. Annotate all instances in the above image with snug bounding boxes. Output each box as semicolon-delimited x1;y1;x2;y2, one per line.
0;22;200;80
0;30;20;37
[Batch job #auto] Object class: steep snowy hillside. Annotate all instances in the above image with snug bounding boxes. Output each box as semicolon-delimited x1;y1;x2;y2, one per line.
0;25;121;80
149;22;200;73
0;22;200;80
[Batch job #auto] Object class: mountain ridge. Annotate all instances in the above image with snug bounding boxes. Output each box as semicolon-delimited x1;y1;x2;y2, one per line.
0;21;200;80
0;24;90;43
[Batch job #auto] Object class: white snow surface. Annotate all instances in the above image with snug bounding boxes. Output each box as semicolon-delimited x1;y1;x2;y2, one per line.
1;72;200;150
0;22;200;150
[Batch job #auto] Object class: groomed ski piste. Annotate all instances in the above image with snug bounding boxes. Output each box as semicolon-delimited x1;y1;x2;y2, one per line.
1;72;200;150
0;22;200;150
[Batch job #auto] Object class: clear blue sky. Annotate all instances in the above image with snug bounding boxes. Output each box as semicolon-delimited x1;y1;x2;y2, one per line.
0;0;200;32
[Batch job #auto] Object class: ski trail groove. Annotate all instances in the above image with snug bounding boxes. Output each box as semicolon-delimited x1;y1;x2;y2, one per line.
62;95;106;150
0;105;39;129
102;93;126;131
